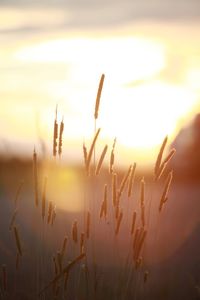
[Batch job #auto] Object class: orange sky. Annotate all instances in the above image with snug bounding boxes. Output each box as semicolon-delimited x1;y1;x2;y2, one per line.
0;6;200;166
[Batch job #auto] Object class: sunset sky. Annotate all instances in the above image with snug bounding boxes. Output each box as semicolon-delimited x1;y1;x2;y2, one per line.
0;0;200;166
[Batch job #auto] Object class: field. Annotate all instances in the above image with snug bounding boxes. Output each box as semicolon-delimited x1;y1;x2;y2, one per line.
0;114;199;300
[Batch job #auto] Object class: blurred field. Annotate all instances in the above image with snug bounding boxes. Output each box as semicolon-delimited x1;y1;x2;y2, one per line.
0;156;199;300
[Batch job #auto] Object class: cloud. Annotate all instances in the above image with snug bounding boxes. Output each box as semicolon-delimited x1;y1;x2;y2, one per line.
0;0;200;35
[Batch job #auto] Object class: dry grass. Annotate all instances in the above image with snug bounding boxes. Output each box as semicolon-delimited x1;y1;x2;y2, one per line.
154;135;168;177
13;226;22;257
0;74;179;300
72;220;78;243
42;176;47;221
94;74;105;120
33;148;39;207
109;137;116;174
95;144;108;176
86;128;101;176
99;184;108;219
159;171;173;212
53;106;58;157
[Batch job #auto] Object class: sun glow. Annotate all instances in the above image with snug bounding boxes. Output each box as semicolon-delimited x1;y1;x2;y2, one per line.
98;81;196;150
42;165;84;212
2;35;199;163
16;37;165;84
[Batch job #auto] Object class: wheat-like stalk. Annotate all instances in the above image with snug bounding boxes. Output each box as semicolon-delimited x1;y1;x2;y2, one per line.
115;201;120;220
118;165;132;202
131;211;137;235
52;256;59;295
140;177;145;207
83;142;88;169
47;201;53;224
112;173;117;207
154;136;168;176
86;128;101;175
155;161;167;181
100;184;108;219
133;228;140;252
42;177;47;221
51;205;56;226
134;229;147;262
159;171;173;212
58;117;64;158
128;163;136;198
72;221;78;243
135;257;143;270
94;74;105;120
144;270;149;283
115;209;123;235
155;148;176;181
61;236;68;258
57;251;62;273
13;226;22;256
53;256;58;276
86;211;91;239
33;147;39;207
109;138;116;174
139;178;146;227
9;209;18;231
95;145;108;176
162;148;176;166
39;253;86;295
141;205;145;228
57;236;68;272
80;232;85;254
53;105;58;157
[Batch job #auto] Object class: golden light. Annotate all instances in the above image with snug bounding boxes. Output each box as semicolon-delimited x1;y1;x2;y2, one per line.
99;81;196;149
42;165;84;212
15;37;165;84
1;34;198;164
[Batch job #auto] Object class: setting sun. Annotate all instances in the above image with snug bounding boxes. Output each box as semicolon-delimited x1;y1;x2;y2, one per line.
0;14;199;166
6;36;197;164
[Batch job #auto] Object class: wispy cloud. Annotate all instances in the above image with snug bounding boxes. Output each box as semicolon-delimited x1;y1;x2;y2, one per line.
0;0;200;35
